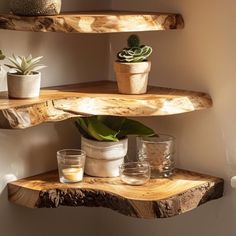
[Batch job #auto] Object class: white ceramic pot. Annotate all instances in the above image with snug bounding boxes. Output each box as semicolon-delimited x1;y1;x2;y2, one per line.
10;0;61;16
7;72;41;99
81;137;128;177
114;61;151;94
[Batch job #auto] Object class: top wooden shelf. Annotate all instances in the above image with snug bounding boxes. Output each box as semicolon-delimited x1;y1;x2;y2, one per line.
0;11;184;33
0;81;212;129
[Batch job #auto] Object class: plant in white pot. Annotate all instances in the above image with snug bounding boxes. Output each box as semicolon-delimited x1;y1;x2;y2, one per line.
114;34;153;94
75;116;155;178
5;54;46;99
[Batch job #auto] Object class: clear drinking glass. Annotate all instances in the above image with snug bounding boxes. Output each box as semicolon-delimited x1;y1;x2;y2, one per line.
137;135;175;178
119;162;150;186
57;149;86;183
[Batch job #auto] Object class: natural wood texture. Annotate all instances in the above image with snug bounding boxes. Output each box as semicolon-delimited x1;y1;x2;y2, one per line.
0;81;212;129
0;11;184;33
8;169;224;219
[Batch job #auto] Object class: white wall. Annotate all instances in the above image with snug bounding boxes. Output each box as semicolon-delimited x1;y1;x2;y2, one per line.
0;0;236;235
109;1;236;236
0;1;112;236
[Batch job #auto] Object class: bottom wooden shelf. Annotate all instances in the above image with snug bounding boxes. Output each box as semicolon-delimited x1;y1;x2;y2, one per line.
8;169;224;219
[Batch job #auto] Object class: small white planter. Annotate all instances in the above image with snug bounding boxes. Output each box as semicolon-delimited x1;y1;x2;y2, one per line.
7;72;41;99
114;61;151;94
81;137;128;177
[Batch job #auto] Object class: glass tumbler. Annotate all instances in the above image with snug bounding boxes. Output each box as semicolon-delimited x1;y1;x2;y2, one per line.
119;162;150;186
137;135;175;178
57;149;86;183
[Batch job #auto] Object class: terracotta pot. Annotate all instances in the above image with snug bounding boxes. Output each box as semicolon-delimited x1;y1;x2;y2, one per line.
10;0;61;16
7;72;41;99
114;61;151;94
81;137;128;177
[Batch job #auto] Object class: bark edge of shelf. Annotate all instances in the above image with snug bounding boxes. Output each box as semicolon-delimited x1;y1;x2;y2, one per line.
0;11;184;33
0;81;212;129
8;169;224;219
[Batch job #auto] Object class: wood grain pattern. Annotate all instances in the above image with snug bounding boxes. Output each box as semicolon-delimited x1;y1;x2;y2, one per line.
0;81;212;129
8;169;224;219
0;11;184;33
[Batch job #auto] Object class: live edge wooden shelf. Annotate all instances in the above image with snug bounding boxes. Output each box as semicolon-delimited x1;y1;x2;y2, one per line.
0;81;212;129
0;11;184;33
8;169;224;219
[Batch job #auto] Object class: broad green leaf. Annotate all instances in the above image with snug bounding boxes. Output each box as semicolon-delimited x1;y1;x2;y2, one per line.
74;117;92;139
117;118;155;139
87;116;119;141
97;116;126;132
74;116;155;142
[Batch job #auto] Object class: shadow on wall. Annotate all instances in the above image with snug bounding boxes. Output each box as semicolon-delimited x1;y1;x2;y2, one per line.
62;0;111;11
0;2;9;13
0;119;81;192
0;31;110;89
0;185;106;236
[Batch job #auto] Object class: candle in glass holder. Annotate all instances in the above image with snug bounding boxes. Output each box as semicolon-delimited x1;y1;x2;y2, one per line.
62;167;83;182
57;149;86;183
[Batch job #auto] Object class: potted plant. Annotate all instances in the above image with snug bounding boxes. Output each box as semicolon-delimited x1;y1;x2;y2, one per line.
10;0;61;16
114;34;153;95
5;54;46;99
75;116;155;177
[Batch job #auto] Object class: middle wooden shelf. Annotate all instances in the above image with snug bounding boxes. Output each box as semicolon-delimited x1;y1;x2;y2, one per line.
0;80;212;129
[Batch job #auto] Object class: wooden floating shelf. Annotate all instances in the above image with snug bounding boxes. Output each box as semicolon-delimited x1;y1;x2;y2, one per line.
0;81;212;129
8;169;224;219
0;11;184;33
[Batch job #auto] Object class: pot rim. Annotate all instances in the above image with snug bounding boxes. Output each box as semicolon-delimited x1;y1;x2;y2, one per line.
81;136;128;144
7;71;41;77
114;61;151;65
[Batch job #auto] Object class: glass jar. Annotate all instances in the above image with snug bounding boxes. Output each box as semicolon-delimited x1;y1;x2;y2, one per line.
137;134;175;178
119;162;150;185
57;149;86;183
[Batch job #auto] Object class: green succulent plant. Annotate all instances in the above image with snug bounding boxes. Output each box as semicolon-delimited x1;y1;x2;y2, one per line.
127;34;140;48
117;35;153;63
0;50;5;60
75;116;155;142
5;54;46;75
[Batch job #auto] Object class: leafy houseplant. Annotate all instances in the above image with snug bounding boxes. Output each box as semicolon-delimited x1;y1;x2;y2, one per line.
5;54;46;99
114;34;153;95
75;116;155;177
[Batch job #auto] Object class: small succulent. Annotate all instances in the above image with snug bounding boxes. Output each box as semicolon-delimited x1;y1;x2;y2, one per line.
5;54;46;75
0;50;5;60
117;35;153;63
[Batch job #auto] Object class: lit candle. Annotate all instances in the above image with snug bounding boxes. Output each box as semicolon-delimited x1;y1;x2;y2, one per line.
62;167;84;182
